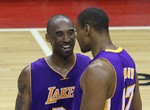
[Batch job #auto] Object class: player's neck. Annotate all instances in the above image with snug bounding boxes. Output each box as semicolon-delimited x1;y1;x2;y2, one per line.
91;35;115;57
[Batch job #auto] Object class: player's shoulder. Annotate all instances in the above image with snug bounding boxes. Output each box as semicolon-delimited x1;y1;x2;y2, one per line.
22;57;44;73
81;59;112;88
89;58;110;69
84;58;114;79
31;57;45;64
18;65;31;83
18;57;45;80
20;65;31;75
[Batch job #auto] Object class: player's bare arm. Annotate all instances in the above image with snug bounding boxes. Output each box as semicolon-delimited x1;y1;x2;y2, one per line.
15;66;31;110
80;58;115;110
132;73;142;110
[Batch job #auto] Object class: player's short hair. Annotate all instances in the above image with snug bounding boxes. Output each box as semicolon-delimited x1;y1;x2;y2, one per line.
77;7;109;32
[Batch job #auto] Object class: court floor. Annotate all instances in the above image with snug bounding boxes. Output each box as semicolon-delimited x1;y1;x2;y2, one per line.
0;27;150;110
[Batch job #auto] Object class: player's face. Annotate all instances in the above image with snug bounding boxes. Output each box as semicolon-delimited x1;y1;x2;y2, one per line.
51;19;75;57
76;22;90;53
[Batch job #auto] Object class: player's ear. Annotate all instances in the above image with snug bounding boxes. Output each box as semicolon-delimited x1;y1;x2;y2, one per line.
45;33;51;43
84;24;91;36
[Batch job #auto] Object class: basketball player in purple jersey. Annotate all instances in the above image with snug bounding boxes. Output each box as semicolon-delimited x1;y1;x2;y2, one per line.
15;15;91;110
72;7;142;110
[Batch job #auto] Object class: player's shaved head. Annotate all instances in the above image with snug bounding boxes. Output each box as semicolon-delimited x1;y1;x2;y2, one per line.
47;14;73;35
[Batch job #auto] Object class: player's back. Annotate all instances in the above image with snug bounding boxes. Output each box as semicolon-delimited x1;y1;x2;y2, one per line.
72;47;136;110
102;47;136;110
30;53;91;110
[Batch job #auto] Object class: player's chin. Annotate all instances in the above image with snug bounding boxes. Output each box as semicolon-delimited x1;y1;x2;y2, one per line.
61;49;74;57
63;52;73;58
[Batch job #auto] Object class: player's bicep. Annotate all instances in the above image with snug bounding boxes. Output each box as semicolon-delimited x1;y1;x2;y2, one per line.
15;66;31;110
80;62;110;110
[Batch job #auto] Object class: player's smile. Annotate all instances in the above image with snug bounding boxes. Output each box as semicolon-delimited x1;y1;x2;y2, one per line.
61;44;73;53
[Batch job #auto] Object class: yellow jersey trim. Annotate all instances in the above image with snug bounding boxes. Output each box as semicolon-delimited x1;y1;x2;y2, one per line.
105;46;123;53
104;99;111;110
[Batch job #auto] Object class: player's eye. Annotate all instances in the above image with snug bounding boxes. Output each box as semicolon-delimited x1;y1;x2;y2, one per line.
56;32;63;37
68;30;75;36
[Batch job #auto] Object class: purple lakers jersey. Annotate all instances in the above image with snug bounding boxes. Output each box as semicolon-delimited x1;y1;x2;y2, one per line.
30;53;91;110
72;47;136;110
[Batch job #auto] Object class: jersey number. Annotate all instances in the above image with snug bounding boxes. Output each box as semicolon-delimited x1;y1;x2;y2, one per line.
52;107;66;110
122;84;135;110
